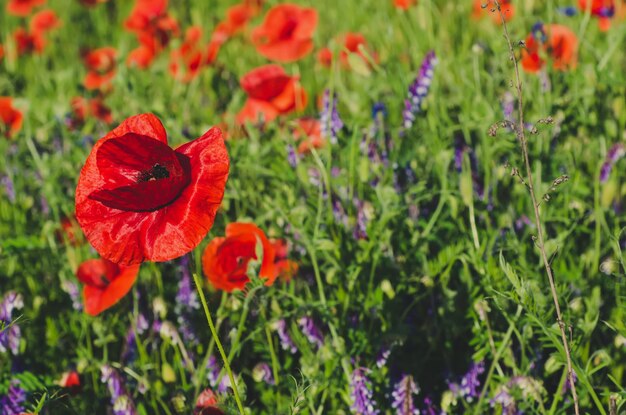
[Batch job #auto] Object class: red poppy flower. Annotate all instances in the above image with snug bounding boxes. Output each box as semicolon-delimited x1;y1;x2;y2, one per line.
579;0;623;31
127;44;156;69
202;222;277;292
6;0;46;16
317;32;374;69
251;3;318;62
75;114;229;265
29;9;61;35
69;96;113;128
58;215;84;245
194;388;224;415
76;257;140;315
0;45;4;61
58;370;81;390
169;26;206;82
393;0;417;10
13;28;39;56
83;47;117;90
293;118;324;154
270;238;298;281
125;0;179;54
472;0;514;23
0;97;23;138
521;24;578;73
237;64;307;124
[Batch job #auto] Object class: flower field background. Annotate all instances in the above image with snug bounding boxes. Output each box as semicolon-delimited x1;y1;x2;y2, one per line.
1;0;626;414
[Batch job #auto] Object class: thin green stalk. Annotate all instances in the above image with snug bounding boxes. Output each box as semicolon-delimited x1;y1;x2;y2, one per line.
192;272;245;415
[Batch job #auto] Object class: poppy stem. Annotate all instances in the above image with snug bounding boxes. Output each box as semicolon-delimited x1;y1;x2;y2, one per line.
192;272;246;414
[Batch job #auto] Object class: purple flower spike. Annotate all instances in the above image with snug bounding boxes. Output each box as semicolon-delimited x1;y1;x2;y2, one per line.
0;381;26;415
402;51;437;129
459;361;485;402
0;292;24;355
101;365;137;415
392;374;420;415
274;319;297;354
320;89;344;144
1;175;15;203
297;316;324;349
600;143;625;183
349;367;379;415
287;144;298;168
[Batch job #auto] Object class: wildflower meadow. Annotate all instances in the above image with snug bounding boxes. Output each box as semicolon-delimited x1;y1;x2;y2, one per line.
1;0;626;414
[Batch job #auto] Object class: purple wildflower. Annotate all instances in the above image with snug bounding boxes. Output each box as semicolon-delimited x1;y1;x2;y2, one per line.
274;319;297;354
61;280;82;311
349;367;379;415
375;346;391;369
422;397;440;415
1;175;15;203
252;363;275;385
370;102;387;137
0;292;23;355
392;375;420;415
206;355;232;393
558;6;578;16
353;198;369;240
0;381;26;415
176;256;199;311
490;389;517;415
454;361;485;402
320;89;344;144
600;143;625;183
501;92;515;122
297;316;324;349
563;370;577;394
101;365;137;415
287;144;298;168
402;51;437;129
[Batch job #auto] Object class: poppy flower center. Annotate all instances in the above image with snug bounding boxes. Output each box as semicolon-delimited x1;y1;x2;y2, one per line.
278;17;298;40
88;133;192;212
137;163;170;182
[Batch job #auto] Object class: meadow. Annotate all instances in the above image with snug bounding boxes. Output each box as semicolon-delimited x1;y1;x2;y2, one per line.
1;0;626;414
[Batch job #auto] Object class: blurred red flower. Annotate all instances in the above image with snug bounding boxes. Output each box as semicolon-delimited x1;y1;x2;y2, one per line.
124;0;178;69
76;257;140;315
70;96;113;127
194;388;224;415
169;26;206;82
293;117;324;154
75;114;229;265
29;9;61;34
58;215;84;245
252;3;318;62
393;0;417;10
271;238;298;281
521;24;578;73
579;0;624;31
6;0;46;16
0;45;4;60
318;32;375;69
202;222;277;292
472;0;514;23
58;370;81;391
0;97;23;138
83;47;117;90
13;28;39;56
237;64;307;124
127;44;156;69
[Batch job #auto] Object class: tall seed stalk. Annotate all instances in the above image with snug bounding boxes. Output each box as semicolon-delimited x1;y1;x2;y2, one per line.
491;1;580;413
